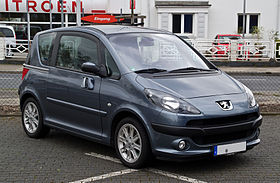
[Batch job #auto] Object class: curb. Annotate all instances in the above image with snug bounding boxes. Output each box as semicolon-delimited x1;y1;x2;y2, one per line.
0;71;22;74
212;60;280;67
225;71;280;75
0;113;21;117
261;112;280;115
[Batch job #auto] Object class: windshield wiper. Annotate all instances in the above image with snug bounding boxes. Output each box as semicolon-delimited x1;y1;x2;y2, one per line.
134;68;167;74
169;67;216;73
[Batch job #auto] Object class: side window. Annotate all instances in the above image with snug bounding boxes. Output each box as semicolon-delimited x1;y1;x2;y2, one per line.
104;48;120;79
56;35;98;71
38;32;56;65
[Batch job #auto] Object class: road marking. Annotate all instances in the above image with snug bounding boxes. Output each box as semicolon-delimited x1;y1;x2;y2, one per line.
84;152;207;183
69;169;138;183
148;169;206;183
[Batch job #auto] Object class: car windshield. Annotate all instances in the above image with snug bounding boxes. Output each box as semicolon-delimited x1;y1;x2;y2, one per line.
109;33;212;72
0;28;14;37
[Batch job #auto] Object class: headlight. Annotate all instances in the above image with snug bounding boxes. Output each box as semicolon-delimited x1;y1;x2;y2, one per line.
144;89;201;114
243;85;256;107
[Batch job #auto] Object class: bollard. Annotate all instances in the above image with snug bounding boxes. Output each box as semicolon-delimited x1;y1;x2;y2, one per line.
0;38;5;61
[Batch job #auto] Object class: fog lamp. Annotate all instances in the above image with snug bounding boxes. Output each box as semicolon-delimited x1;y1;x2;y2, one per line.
178;140;186;150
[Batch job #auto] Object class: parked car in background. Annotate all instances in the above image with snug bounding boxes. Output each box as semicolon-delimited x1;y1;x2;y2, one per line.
0;25;16;56
19;25;262;168
212;34;265;60
212;34;243;59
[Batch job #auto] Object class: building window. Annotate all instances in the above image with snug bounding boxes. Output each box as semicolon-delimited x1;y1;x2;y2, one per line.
172;14;193;34
184;15;193;33
172;14;181;33
238;14;259;34
249;15;258;33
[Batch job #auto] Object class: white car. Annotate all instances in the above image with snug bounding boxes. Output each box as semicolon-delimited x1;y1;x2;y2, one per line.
0;25;16;56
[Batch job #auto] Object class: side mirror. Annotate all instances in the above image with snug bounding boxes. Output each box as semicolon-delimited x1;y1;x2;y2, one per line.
81;62;108;77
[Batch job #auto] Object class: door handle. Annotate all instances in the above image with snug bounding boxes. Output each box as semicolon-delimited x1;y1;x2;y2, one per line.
81;77;88;88
87;78;95;90
81;77;95;90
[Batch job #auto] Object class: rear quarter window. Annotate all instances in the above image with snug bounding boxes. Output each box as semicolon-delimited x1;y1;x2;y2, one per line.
38;32;56;65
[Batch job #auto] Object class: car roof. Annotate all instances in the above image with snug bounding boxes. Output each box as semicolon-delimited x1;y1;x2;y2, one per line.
0;25;15;30
44;25;171;36
84;25;171;35
217;34;242;37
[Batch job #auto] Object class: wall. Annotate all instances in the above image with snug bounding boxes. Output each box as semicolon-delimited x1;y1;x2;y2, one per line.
208;0;279;39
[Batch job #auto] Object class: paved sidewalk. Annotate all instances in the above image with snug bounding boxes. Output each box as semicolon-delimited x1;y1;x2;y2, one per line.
0;64;22;72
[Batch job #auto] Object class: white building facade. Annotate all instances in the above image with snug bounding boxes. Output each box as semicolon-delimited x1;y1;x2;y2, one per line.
153;0;280;39
0;0;279;39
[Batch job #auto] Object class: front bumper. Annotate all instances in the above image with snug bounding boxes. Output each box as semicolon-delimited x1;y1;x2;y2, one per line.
150;115;262;159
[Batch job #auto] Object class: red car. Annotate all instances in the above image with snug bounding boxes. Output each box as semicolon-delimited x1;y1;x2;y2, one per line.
213;34;246;60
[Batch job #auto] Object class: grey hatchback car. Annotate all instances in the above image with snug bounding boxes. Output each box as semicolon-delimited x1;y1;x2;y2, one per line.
19;25;262;168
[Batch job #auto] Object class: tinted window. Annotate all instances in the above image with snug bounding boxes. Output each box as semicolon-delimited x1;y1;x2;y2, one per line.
104;48;120;79
56;35;98;71
38;32;56;65
0;28;14;37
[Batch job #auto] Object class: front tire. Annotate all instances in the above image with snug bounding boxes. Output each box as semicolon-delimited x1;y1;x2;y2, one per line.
22;98;49;138
114;117;151;168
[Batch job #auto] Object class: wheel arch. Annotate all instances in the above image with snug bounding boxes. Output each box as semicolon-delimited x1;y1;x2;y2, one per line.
20;92;39;111
110;109;152;147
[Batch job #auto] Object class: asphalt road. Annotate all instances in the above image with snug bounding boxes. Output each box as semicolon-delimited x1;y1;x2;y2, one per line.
0;72;279;106
230;74;280;92
0;115;279;183
0;73;279;92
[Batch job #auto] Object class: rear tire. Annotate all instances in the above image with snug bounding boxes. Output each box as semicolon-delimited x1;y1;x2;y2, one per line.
114;117;151;168
22;98;50;138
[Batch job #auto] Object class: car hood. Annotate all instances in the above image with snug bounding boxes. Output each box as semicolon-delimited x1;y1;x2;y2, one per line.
135;71;244;99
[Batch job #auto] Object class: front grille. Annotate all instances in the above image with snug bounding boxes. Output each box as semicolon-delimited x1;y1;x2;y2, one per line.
191;129;256;145
186;112;259;128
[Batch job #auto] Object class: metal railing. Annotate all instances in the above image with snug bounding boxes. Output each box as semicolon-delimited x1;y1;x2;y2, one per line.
185;39;274;61
1;39;279;61
276;41;280;61
5;40;31;59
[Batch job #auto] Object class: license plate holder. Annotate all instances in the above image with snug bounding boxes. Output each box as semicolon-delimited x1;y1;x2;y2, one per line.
214;142;246;156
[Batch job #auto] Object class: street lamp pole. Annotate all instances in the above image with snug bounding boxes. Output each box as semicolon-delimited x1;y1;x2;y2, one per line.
131;0;134;25
26;0;30;49
49;0;52;29
76;0;81;26
242;0;246;37
59;0;64;27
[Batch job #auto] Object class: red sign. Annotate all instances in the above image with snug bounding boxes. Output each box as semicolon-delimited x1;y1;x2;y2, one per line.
130;0;135;9
81;15;124;24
